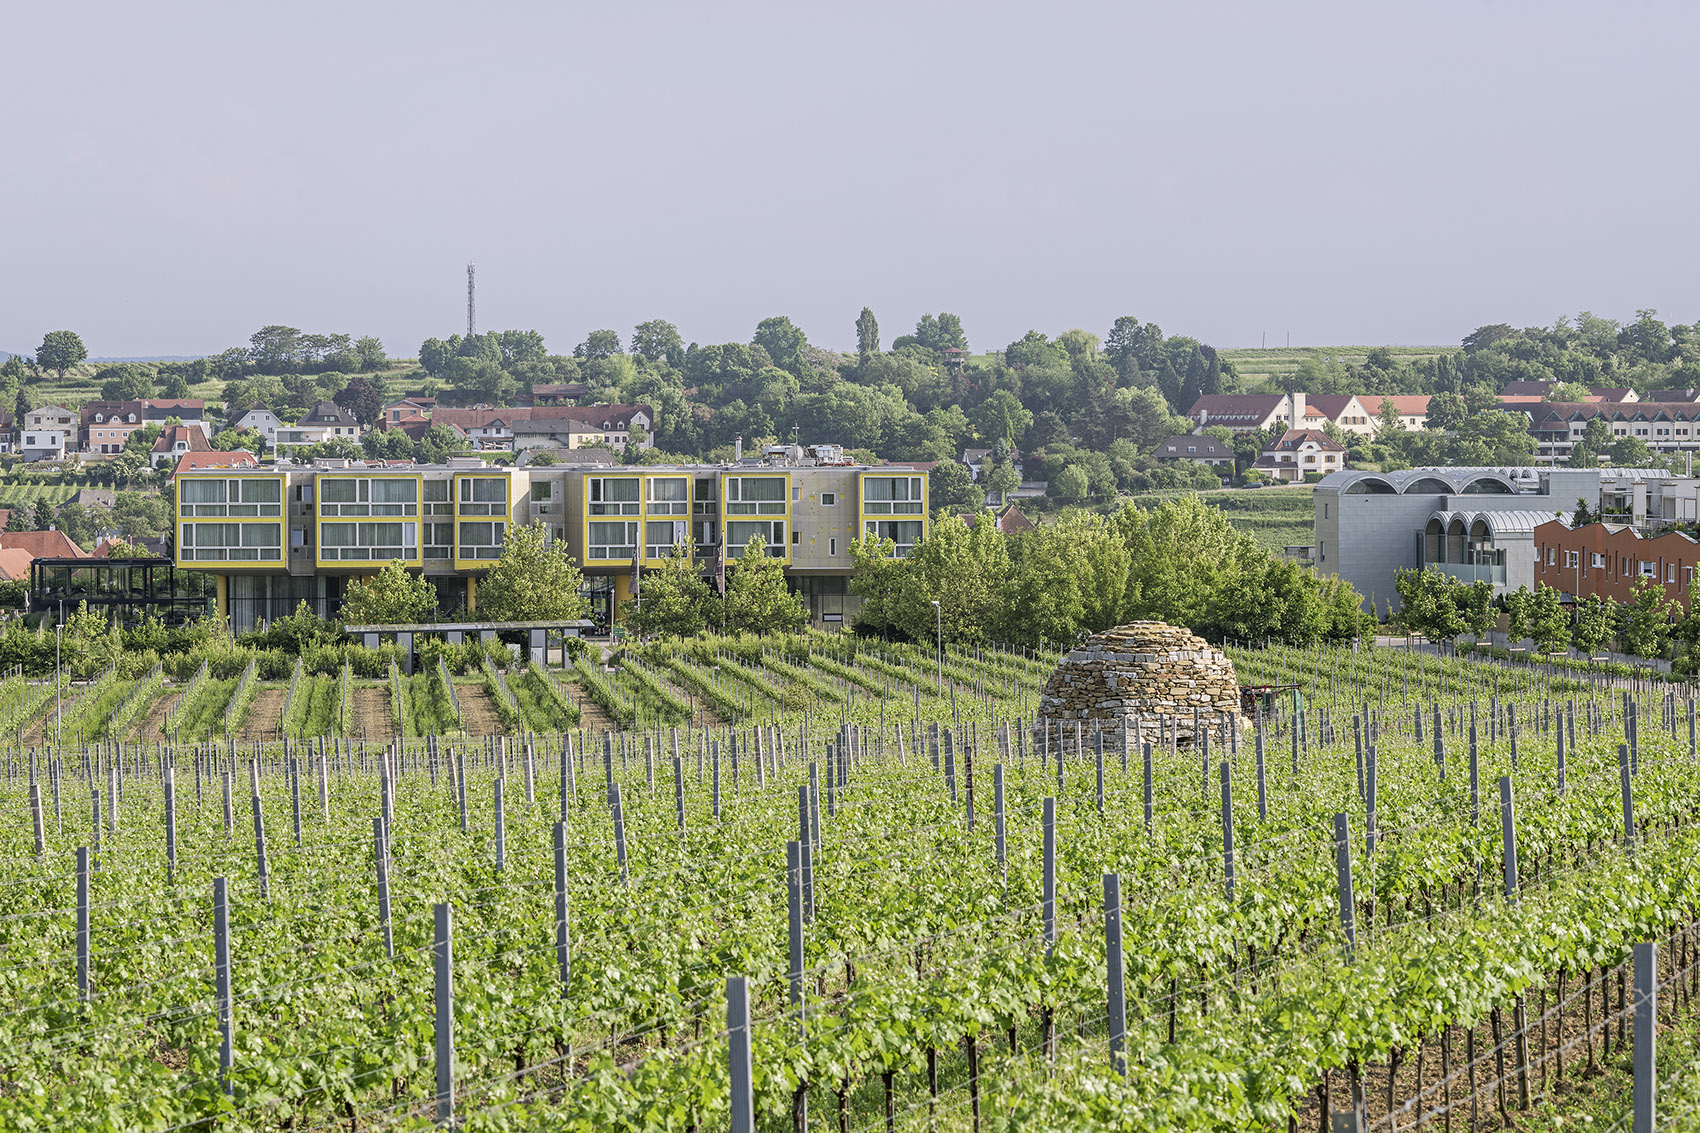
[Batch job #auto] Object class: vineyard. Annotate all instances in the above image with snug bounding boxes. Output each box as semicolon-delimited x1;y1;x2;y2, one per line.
3;637;1700;1130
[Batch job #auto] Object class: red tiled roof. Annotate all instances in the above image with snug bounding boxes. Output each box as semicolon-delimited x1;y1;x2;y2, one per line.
0;530;88;559
1185;395;1284;420
152;425;210;453
0;549;35;580
172;451;259;475
1369;395;1432;416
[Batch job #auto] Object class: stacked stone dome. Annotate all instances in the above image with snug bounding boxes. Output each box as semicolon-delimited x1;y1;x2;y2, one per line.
1034;621;1243;747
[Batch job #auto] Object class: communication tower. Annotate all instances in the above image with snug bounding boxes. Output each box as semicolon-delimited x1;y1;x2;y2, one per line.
466;263;476;337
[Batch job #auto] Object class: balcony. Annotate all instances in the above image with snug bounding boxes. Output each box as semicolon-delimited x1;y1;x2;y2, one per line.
1435;562;1506;586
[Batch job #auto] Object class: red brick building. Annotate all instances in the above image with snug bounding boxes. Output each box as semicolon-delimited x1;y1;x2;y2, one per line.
1533;520;1700;609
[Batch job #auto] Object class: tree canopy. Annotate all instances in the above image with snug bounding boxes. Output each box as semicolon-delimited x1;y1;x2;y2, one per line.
474;523;588;623
339;560;439;625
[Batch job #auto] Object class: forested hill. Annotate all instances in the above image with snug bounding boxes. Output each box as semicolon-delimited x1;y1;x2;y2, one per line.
12;308;1700;505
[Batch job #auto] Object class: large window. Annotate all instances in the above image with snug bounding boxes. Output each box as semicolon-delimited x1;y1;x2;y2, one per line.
424;478;453;517
692;477;717;516
458;477;507;516
726;520;785;557
320;521;416;562
725;476;786;515
180;522;282;562
588;477;641;516
589;520;638;560
647;477;688;516
458;521;505;559
319;478;418;518
424;522;453;561
180;478;282;518
646;520;687;558
866;519;923;556
863;476;923;515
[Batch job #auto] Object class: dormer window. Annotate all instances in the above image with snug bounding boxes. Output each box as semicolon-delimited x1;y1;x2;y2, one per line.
127;414;136;423
93;413;104;422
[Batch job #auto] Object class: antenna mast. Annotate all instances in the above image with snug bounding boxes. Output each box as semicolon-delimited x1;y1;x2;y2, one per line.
466;262;476;337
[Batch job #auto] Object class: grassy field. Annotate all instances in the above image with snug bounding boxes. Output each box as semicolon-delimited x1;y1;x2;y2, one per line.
17;360;422;410
1220;345;1450;387
1120;484;1315;554
0;482;80;510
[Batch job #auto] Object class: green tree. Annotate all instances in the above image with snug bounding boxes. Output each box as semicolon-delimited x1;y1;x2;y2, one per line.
98;364;155;401
3;510;25;533
915;313;968;353
416;424;463;464
35;331;87;380
1393;568;1468;649
625;542;715;637
495;330;546;370
631;320;684;367
855;307;880;356
1572;592;1614;656
1608;434;1654;467
445;356;517;405
248;325;305;373
112;491;172;540
419;338;453;376
848;532;905;637
1529;583;1571;654
334;375;384;426
999;512;1131;645
753;316;808;373
1424;391;1466;431
362;428;415;460
354;335;387;372
724;535;806;633
54;502;94;549
339;560;438;625
928;460;978;514
1547;381;1590;402
31;499;53;531
970;389;1033;450
1503;585;1533;648
574;330;622;361
475;523;588;622
1618;578;1677;659
1049;464;1089;504
890;512;1010;645
985;460;1021;503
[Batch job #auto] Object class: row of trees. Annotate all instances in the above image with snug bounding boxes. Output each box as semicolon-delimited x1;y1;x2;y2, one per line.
339;525;808;639
847;497;1365;648
1265;310;1700;402
1394;567;1697;666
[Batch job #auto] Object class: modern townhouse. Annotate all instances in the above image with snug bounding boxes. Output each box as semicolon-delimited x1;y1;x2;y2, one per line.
174;446;927;632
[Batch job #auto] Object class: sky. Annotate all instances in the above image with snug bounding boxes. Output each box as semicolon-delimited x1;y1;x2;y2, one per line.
4;1;1699;360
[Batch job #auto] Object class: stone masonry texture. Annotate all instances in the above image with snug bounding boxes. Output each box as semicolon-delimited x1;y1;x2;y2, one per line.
1034;621;1244;747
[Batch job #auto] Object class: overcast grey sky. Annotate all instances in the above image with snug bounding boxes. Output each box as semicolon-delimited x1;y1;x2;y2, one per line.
3;1;1696;359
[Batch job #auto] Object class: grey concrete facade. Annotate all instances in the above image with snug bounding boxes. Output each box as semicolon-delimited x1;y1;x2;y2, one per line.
1313;467;1685;611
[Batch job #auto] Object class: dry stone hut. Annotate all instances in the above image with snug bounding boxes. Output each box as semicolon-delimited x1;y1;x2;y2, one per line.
1034;621;1244;748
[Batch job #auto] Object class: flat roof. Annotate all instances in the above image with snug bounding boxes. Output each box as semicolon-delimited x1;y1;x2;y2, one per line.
343;620;594;632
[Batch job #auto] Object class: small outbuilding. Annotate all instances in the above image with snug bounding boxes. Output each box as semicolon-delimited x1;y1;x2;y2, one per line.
1034;621;1244;748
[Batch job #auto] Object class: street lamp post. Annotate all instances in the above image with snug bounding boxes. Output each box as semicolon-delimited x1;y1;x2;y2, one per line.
54;618;63;755
930;599;942;695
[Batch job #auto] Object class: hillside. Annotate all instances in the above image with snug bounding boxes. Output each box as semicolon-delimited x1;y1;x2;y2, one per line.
1118;483;1314;556
1219;346;1450;388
